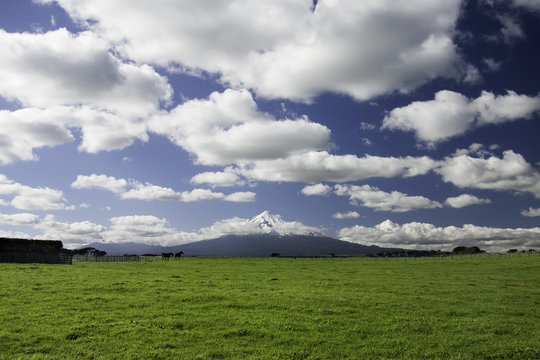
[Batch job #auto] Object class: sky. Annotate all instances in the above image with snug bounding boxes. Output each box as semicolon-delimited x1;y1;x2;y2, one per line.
0;0;539;252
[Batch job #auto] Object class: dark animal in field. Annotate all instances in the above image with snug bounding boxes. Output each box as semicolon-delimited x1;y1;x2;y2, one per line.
174;251;184;259
162;252;173;260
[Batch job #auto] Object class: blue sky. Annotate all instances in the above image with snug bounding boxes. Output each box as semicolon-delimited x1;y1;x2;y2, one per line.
0;0;539;251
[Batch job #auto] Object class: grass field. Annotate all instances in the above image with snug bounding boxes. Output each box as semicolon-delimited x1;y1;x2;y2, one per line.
0;255;538;359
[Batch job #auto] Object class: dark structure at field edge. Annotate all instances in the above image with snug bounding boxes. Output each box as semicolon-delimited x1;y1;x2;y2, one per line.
0;237;72;264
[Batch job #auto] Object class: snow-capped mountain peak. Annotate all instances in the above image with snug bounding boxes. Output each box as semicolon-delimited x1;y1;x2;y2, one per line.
248;211;322;236
249;211;283;233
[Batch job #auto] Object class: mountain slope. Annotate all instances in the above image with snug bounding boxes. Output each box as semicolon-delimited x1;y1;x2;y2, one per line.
84;234;385;257
166;234;384;257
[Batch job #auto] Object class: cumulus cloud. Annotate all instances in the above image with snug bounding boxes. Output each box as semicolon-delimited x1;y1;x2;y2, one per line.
301;183;332;196
0;107;74;164
149;89;331;166
0;28;172;159
241;151;436;183
445;194;492;208
0;213;40;226
178;189;225;202
198;214;321;238
72;174;127;193
100;215;197;246
34;214;105;247
224;192;256;203
121;183;181;201
521;207;540;217
71;173;255;203
0;105;154;164
339;220;540;252
436;149;540;198
334;184;442;213
332;211;360;219
0;174;72;211
40;0;465;102
38;211;320;247
0;28;171;115
190;167;245;188
382;90;540;144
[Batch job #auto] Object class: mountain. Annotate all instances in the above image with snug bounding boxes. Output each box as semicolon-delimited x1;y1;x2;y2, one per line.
80;211;385;256
82;234;385;257
163;234;385;257
247;210;322;236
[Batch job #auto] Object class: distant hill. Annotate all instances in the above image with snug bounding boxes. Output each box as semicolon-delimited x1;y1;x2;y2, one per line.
84;234;385;257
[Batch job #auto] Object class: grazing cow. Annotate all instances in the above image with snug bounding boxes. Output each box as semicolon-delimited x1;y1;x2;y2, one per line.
174;251;184;260
162;252;173;260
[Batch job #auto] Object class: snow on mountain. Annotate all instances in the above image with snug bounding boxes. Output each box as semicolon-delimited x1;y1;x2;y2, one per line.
247;211;322;236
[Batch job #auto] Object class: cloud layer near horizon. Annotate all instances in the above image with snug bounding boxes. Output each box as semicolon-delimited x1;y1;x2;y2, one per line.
1;209;538;253
339;220;540;252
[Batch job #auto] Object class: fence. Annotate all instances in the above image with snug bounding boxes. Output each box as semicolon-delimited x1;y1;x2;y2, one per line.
0;252;72;264
73;255;140;262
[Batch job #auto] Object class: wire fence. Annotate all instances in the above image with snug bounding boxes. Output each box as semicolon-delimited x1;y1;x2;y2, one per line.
72;255;140;262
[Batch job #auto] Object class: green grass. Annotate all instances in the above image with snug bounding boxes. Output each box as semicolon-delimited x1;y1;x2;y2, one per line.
0;255;538;359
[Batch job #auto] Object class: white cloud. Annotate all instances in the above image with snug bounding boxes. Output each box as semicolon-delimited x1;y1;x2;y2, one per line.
0;28;172;159
301;183;332;196
0;230;33;239
334;184;442;213
0;107;74;164
241;151;436;183
436;149;540;198
190;167;245;188
0;213;40;226
473;91;540;124
101;215;196;246
121;183;181;201
0;106;153;164
0;28;171;116
11;188;69;211
72;173;253;203
179;189;225;202
339;220;540;252
331;211;360;219
382;90;540;144
0;174;72;211
150;89;331;166
71;107;149;153
521;207;540;217
34;214;105;247
198;214;321;238
224;192;256;203
41;0;464;102
71;174;127;193
445;194;492;208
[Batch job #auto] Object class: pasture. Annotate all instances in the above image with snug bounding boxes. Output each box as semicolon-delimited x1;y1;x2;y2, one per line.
0;255;538;359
